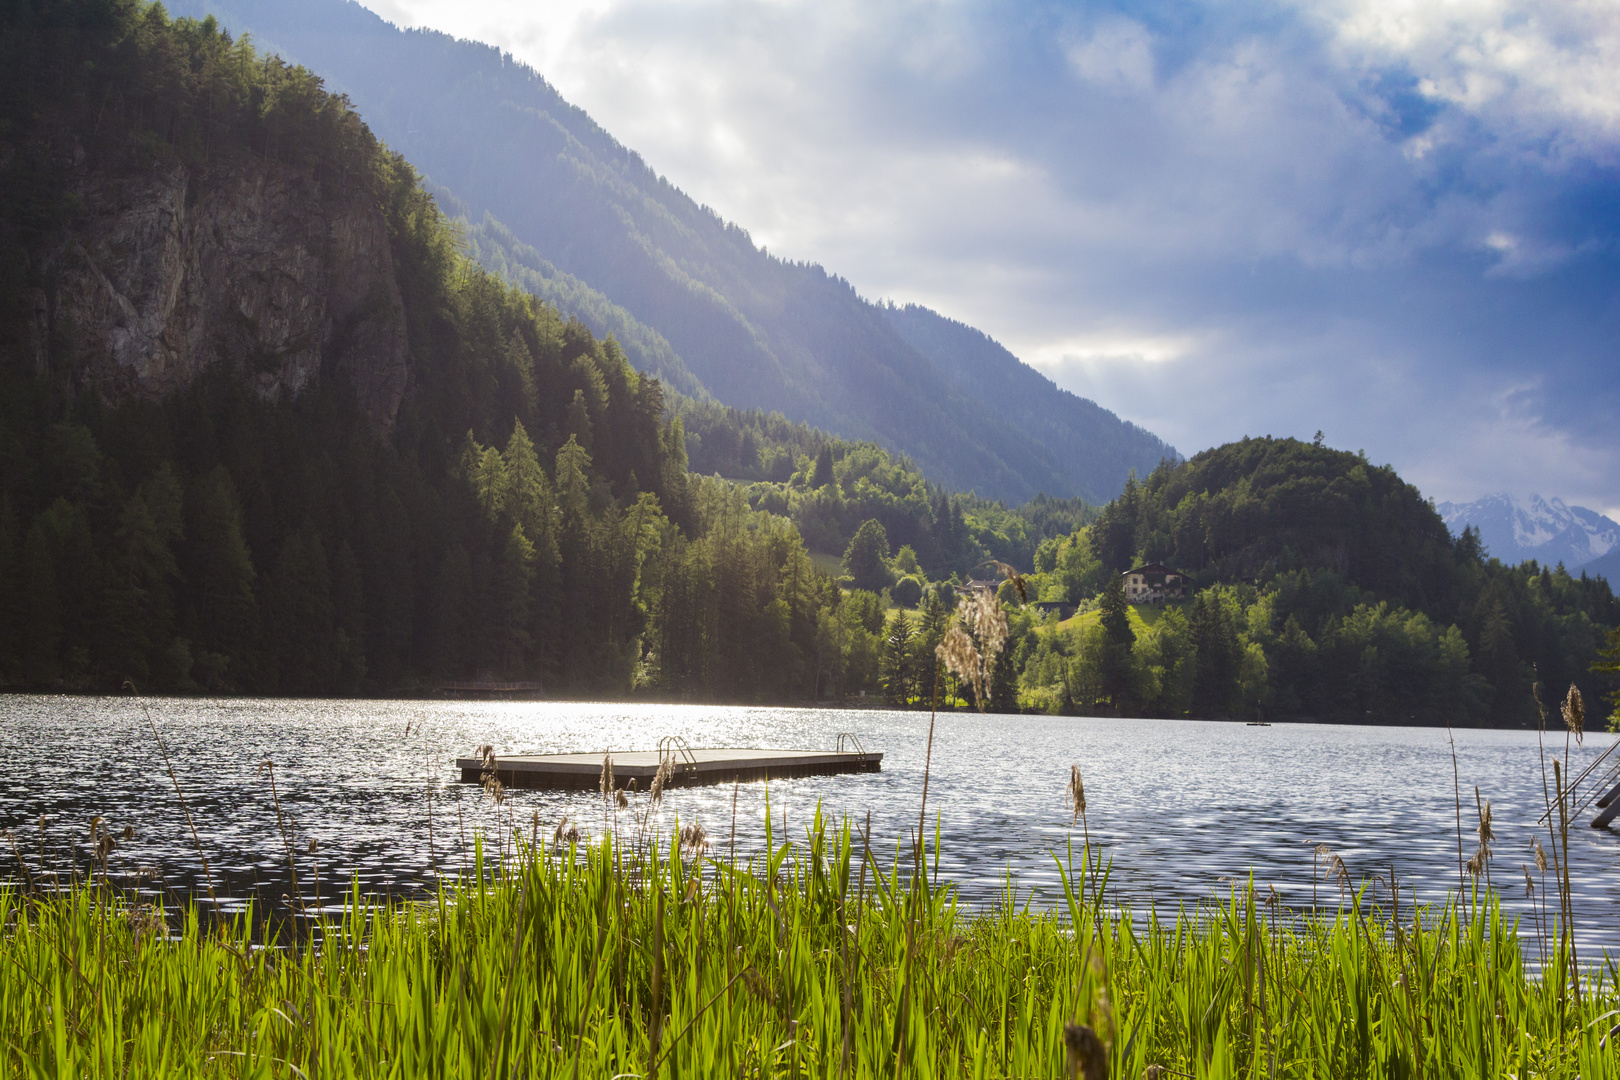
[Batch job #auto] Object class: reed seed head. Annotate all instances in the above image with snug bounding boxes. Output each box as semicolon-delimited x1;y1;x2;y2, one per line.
1464;848;1484;877
1563;684;1585;744
616;789;629;809
122;825;134;841
1062;1022;1109;1080
1477;800;1494;848
129;904;166;943
937;588;1009;710
679;821;709;857
650;756;674;806
1533;837;1549;873
600;753;615;802
1522;866;1535;897
1067;765;1087;823
553;816;580;845
307;837;318;855
938;624;978;692
479;745;505;803
1318;849;1350;891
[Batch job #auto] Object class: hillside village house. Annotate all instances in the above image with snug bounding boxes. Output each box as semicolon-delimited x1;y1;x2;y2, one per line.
1123;563;1188;603
954;578;999;599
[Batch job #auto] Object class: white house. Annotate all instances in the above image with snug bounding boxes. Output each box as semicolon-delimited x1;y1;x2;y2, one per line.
1122;563;1188;603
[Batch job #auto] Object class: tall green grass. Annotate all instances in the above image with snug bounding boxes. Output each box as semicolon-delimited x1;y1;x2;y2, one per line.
2;815;1615;1079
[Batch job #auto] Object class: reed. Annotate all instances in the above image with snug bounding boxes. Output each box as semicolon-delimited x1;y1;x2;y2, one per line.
1;821;1615;1079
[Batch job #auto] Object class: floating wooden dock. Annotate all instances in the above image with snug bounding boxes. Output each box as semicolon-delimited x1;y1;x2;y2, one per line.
457;739;881;791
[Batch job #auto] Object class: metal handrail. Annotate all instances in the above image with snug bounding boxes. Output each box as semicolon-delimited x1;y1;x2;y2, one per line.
658;735;698;771
1537;735;1620;824
1570;759;1620;821
1567;734;1620;791
836;732;866;755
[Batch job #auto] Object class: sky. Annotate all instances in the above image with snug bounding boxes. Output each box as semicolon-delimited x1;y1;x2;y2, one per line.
358;0;1620;515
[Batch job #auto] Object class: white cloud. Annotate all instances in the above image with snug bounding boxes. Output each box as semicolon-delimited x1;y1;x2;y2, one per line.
1066;18;1157;92
1317;0;1620;153
356;0;1620;510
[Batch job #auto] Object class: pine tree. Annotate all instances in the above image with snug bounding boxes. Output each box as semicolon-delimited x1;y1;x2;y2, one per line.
30;500;99;687
565;389;594;451
186;466;258;687
882;610;915;705
811;445;834;489
431;541;473;679
913;590;949;704
1476;598;1527;723
1594;625;1620;733
267;526;338;695
0;497;20;685
495;523;536;674
1189;591;1242;718
503;420;556;552
19;518;62;685
1098;573;1135;710
843;519;891;592
555;436;591;520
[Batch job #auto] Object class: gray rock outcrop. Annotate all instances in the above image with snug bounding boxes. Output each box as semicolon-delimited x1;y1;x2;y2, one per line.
29;155;408;428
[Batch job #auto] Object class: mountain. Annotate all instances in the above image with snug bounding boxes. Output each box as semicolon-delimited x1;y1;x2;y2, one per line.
0;0;867;703
1579;547;1620;586
1093;438;1464;613
165;0;1177;504
1042;437;1620;725
1436;494;1620;570
884;303;1176;503
456;206;712;403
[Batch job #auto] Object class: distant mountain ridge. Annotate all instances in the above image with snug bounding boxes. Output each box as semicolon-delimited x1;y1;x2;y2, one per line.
883;304;1177;500
168;0;1177;505
1581;548;1620;586
1436;494;1620;572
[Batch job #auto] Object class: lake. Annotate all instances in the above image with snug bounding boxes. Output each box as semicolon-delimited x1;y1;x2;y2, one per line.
2;695;1616;955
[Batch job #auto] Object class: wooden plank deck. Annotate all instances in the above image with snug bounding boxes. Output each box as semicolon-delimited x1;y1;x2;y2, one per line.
456;747;882;790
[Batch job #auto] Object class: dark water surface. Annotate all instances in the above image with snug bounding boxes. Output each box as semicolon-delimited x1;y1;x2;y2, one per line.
2;696;1617;952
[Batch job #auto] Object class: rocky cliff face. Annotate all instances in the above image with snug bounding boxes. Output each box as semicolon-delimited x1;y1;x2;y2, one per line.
23;150;408;427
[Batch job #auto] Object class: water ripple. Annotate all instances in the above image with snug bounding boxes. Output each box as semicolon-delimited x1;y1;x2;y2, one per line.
1;696;1616;956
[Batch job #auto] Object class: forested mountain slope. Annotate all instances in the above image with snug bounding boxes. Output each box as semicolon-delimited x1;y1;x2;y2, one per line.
1094;438;1463;612
164;0;1177;504
1005;437;1620;725
454;206;711;403
0;0;910;703
884;304;1178;503
1581;548;1620;587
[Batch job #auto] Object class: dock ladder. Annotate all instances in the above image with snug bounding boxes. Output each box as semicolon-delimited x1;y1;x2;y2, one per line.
836;732;867;755
658;735;699;778
1535;735;1620;828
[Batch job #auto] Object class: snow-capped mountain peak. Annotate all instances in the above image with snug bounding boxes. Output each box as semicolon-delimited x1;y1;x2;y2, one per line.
1437;494;1620;570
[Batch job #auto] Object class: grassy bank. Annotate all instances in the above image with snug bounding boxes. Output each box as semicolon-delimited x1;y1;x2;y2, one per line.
1052;601;1176;635
1;816;1615;1079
